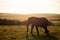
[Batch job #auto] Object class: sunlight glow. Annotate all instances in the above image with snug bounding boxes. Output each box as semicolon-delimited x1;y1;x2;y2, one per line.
0;0;60;14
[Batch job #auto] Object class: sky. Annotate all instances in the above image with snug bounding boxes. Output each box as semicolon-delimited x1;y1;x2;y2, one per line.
0;0;60;14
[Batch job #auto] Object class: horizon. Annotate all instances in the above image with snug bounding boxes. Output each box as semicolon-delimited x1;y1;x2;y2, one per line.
0;13;60;14
0;13;60;21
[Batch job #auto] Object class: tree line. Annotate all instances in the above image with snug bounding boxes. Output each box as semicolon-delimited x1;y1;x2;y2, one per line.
0;19;21;25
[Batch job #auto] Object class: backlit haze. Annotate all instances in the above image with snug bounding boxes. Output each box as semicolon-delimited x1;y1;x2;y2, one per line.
0;0;60;21
0;0;60;14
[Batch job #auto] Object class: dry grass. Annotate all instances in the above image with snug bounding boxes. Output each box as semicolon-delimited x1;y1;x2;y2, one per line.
0;22;60;40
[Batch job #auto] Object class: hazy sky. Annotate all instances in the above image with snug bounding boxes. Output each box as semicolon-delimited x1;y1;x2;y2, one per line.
0;0;60;14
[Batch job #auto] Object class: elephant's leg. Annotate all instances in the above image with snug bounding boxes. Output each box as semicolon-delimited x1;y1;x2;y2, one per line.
31;25;34;34
36;26;39;35
43;26;49;33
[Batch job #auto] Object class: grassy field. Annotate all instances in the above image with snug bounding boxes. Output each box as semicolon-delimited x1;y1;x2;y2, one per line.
0;21;60;40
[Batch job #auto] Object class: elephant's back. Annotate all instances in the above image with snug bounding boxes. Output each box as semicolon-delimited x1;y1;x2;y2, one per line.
28;17;49;26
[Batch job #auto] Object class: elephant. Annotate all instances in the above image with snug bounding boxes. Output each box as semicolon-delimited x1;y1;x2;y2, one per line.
26;17;52;35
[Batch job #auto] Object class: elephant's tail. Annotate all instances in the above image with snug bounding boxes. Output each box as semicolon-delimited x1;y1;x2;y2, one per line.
48;21;53;26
